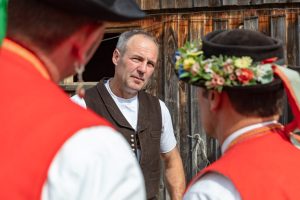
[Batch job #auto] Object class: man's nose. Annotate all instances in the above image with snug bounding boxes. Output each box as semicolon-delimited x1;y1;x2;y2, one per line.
137;62;147;73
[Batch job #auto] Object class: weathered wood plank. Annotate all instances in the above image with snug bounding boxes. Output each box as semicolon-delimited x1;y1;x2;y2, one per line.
161;15;191;185
244;16;259;30
189;15;209;178
139;0;160;10
250;0;264;4
286;11;298;66
161;0;175;9
213;18;228;30
257;9;271;35
176;0;193;8
194;0;222;7
160;0;193;9
263;0;288;3
222;0;250;5
270;15;287;63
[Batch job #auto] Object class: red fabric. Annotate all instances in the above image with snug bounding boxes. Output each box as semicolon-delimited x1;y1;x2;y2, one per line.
273;66;300;134
0;42;112;199
186;128;300;199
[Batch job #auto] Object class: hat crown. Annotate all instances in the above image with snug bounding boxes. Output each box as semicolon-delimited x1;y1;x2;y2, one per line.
202;29;284;62
210;29;276;47
42;0;145;22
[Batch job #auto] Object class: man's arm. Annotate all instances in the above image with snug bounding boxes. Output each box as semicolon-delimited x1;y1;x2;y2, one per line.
161;147;186;200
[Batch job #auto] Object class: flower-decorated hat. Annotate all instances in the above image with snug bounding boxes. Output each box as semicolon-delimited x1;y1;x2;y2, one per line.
174;29;284;92
174;29;300;147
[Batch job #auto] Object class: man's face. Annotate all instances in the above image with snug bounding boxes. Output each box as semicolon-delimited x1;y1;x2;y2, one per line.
113;34;158;96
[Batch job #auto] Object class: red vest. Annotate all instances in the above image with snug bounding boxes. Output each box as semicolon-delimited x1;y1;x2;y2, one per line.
186;125;300;199
0;39;112;199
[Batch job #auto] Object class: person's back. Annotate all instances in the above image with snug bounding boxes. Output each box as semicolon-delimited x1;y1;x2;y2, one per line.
174;29;300;199
0;0;147;199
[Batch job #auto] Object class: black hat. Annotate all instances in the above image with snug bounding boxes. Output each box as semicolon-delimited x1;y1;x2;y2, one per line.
174;29;285;93
42;0;146;22
202;29;284;63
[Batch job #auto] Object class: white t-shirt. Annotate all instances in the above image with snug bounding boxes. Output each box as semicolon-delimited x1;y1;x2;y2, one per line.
42;126;146;200
184;121;278;200
71;80;177;154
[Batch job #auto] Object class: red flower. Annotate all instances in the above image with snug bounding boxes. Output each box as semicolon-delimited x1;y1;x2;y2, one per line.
236;68;254;84
261;57;278;64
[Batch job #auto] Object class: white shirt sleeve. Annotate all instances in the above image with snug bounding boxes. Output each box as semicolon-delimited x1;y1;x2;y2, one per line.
70;95;87;108
159;100;177;153
183;172;241;200
41;126;146;200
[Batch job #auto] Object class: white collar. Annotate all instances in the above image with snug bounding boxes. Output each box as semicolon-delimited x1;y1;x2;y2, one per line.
221;120;278;154
105;79;137;103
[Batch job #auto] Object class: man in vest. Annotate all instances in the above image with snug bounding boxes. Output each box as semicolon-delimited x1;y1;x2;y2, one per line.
174;29;300;200
0;0;147;199
72;30;186;200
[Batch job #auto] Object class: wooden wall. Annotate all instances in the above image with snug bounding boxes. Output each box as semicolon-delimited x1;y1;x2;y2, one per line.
135;0;300;10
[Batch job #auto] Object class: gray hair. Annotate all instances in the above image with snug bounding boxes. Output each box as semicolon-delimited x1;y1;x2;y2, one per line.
116;30;159;54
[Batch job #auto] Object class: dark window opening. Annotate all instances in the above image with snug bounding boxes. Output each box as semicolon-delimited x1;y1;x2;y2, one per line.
74;33;119;82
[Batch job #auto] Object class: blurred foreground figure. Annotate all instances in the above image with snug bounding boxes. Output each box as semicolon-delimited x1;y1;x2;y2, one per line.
0;0;147;199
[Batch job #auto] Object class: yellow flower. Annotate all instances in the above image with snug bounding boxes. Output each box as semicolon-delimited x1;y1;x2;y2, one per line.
234;56;253;68
187;50;203;57
183;57;196;70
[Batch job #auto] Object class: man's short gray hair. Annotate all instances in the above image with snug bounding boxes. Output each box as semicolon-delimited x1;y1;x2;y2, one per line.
116;30;159;54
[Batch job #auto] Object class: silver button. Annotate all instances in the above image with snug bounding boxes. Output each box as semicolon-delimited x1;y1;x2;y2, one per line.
131;134;134;138
132;148;135;151
131;139;134;142
131;144;135;147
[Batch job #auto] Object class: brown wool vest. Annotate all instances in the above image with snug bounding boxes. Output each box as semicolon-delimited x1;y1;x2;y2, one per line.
84;79;162;199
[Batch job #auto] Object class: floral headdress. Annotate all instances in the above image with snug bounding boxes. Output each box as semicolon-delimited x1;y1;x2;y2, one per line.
174;39;281;92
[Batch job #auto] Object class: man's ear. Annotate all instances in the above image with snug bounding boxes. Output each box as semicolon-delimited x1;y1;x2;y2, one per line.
209;90;222;111
71;23;106;63
112;49;120;65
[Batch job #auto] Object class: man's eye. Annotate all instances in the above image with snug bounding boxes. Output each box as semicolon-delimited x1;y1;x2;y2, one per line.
132;58;140;62
148;63;155;68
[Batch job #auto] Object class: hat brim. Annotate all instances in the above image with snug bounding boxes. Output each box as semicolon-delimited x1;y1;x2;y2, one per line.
43;0;146;22
176;69;283;93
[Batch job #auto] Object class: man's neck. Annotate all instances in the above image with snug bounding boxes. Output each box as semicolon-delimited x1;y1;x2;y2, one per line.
216;115;279;146
109;78;138;99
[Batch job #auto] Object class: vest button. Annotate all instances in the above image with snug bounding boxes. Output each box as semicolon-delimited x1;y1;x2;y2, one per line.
131;143;135;147
131;139;134;142
131;134;134;138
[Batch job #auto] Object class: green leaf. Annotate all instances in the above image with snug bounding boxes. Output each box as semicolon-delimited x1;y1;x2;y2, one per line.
179;72;190;78
191;76;201;82
0;0;7;46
